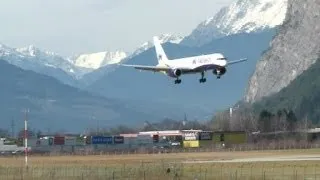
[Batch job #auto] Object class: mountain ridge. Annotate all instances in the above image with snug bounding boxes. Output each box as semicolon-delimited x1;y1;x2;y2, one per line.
244;0;320;103
180;0;288;47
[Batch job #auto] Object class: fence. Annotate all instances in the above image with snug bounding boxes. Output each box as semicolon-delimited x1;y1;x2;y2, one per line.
1;142;320;179
0;161;320;180
22;141;320;156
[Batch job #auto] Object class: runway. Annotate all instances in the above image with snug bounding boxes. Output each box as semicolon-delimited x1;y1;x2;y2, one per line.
182;154;320;164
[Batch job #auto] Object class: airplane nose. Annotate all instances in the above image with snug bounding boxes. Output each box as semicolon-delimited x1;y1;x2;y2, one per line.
221;60;227;66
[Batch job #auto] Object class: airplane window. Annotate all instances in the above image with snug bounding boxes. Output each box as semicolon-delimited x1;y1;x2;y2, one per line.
217;58;227;60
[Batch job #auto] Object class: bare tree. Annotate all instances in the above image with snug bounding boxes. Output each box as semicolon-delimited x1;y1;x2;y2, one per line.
211;111;230;131
297;115;312;130
278;111;288;132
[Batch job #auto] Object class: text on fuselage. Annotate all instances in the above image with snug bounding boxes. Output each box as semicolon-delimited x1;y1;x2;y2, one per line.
193;57;211;64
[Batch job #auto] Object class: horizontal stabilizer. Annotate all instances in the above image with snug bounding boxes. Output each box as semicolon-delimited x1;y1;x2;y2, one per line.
119;64;170;72
226;58;248;66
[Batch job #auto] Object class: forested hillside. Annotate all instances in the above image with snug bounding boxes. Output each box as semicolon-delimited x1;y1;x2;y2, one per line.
252;58;320;125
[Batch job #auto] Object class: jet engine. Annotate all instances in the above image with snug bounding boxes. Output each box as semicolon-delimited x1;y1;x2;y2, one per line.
173;69;182;77
213;67;226;76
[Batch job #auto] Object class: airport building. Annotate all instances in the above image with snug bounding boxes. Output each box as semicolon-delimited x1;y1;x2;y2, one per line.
13;128;320;154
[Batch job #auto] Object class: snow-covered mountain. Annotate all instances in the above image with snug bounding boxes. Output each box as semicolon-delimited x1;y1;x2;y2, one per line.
15;45;88;76
131;34;184;57
181;0;288;47
71;51;127;69
0;43;128;85
0;44;85;86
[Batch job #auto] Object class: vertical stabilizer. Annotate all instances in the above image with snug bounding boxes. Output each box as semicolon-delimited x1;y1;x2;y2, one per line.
153;36;169;64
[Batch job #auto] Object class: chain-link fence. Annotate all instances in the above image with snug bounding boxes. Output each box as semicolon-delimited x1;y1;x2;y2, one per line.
0;161;320;180
21;141;320;156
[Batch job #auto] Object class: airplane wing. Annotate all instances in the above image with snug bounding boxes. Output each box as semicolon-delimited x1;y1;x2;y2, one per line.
119;64;171;72
226;58;248;66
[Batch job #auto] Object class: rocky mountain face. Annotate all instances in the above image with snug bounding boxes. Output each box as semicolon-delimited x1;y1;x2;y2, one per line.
252;57;320;124
181;0;288;47
244;0;320;103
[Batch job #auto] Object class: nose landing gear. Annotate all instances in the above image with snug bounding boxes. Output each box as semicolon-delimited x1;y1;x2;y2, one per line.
199;71;206;83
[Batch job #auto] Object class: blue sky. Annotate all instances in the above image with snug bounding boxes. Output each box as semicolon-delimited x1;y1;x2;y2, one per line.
0;0;234;56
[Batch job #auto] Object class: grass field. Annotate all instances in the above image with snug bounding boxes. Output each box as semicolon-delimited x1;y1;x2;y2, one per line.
0;149;320;180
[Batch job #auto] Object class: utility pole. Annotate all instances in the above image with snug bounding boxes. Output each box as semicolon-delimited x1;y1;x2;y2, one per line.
229;107;233;131
96;119;99;135
229;105;240;131
11;117;15;138
23;108;29;170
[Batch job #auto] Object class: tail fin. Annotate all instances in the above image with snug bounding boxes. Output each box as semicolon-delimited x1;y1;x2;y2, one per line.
153;36;169;64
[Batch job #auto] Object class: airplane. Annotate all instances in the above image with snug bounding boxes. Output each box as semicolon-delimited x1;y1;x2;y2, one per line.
119;36;247;84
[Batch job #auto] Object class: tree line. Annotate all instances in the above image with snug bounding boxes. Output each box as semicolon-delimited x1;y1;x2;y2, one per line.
211;106;314;133
0;107;316;139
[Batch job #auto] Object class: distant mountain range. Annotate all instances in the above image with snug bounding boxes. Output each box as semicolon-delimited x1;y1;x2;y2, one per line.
0;0;289;131
0;0;289;86
0;59;200;132
0;34;183;87
181;0;288;47
0;59;155;131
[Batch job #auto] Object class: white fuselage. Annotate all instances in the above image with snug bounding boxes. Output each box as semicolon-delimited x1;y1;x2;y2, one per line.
158;53;227;71
121;35;247;83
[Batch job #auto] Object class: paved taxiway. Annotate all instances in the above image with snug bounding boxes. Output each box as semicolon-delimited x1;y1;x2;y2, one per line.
182;154;320;163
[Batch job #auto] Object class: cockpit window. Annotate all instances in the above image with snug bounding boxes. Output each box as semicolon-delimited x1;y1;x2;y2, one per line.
217;58;227;60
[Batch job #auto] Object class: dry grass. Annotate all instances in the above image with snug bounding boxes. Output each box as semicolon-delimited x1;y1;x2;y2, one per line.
0;149;320;179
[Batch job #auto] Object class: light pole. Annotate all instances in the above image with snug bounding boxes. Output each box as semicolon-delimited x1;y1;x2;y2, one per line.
229;105;240;131
23;108;29;169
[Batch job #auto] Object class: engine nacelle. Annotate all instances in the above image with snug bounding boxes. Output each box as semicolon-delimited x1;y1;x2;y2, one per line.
173;69;182;77
213;67;226;76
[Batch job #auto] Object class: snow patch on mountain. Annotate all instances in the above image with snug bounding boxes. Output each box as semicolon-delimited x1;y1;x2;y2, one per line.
215;0;288;34
15;45;82;74
1;43;128;80
72;51;127;69
181;0;288;46
131;34;184;57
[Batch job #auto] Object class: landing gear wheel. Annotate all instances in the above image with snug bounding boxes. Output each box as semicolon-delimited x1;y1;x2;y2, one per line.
199;72;206;83
174;79;181;84
217;76;221;79
199;78;207;83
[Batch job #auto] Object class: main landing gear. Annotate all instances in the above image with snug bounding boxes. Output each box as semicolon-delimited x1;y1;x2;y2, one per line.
199;72;206;83
174;78;181;84
216;69;221;79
